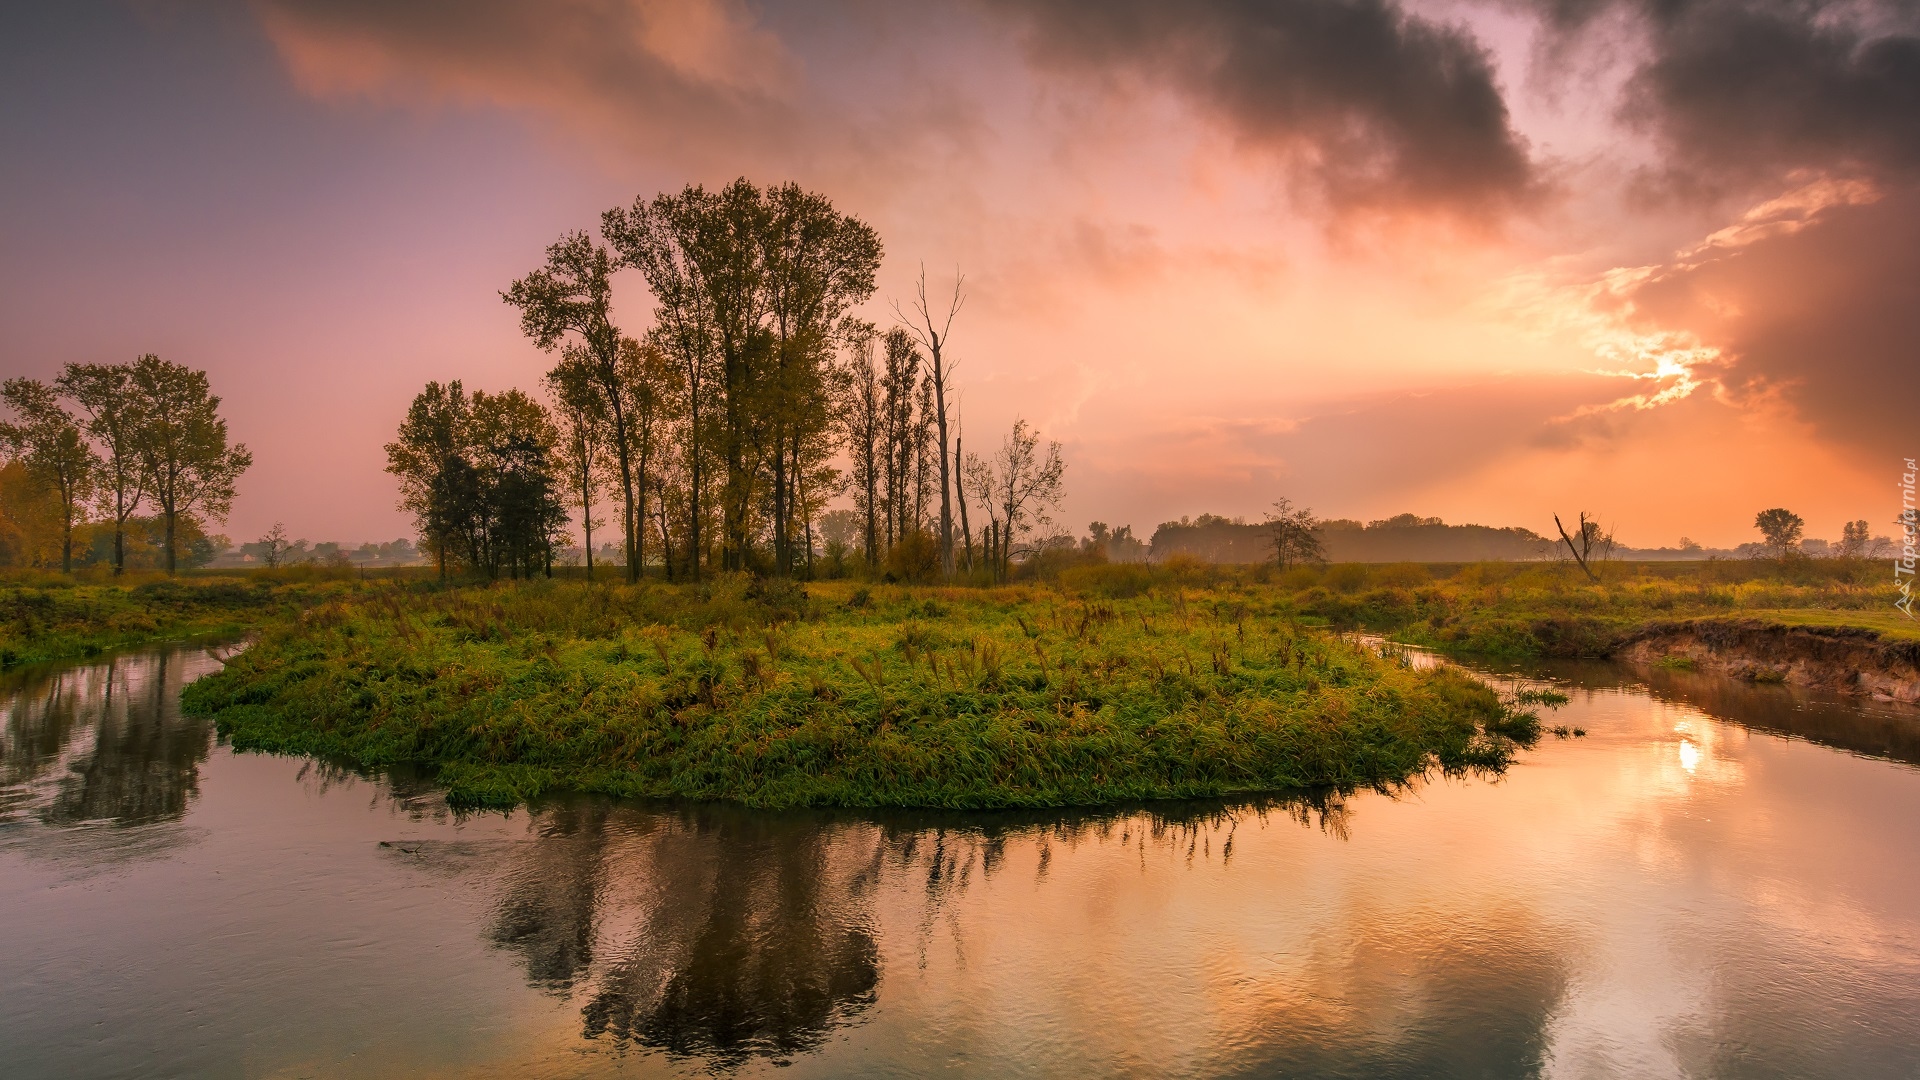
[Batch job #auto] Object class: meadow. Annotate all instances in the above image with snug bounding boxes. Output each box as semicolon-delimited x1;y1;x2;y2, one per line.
1221;555;1910;654
179;575;1531;810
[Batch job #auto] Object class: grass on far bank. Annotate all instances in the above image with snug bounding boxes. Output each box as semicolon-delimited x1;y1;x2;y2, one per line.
1160;555;1911;656
0;565;378;667
180;575;1534;810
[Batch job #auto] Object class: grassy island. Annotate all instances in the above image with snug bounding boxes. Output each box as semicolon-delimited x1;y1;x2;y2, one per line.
180;574;1531;810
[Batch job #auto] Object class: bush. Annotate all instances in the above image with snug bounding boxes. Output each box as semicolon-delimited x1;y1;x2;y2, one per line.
1059;562;1155;599
883;531;940;583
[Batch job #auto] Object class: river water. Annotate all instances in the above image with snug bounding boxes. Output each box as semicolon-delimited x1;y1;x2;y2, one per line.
2;643;1918;1079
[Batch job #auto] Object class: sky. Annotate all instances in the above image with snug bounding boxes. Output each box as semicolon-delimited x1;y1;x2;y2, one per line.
2;0;1914;549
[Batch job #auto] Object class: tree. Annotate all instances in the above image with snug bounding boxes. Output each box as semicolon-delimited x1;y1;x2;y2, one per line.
1755;508;1804;559
1841;519;1872;558
503;232;640;581
761;182;882;577
0;459;64;568
385;380;471;579
839;323;884;570
970;418;1065;582
0;378;97;571
897;266;963;576
606;178;881;577
604;188;718;580
391;384;565;580
619;334;685;577
953;427;974;572
256;522;293;569
879;328;922;547
1266;497;1325;569
546;352;612;580
57;362;147;574
125;355;252;575
469;389;567;579
1553;511;1612;582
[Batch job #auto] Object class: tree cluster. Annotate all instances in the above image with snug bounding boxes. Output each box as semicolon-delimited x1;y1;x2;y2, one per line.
487;177;1067;583
384;382;567;579
0;356;250;573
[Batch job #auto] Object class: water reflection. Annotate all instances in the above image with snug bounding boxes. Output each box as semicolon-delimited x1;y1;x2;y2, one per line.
377;794;1363;1069
0;647;218;835
4;645;1919;1078
1525;656;1920;766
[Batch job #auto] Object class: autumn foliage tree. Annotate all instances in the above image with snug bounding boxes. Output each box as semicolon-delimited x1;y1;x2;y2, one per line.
0;378;97;571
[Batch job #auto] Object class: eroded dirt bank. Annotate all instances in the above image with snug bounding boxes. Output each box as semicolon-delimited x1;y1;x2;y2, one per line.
1614;619;1920;702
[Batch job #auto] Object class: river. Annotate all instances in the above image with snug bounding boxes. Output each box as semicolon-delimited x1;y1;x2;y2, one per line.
2;642;1918;1078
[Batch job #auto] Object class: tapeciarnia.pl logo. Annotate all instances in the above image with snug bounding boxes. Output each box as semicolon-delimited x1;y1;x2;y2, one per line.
1898;458;1917;619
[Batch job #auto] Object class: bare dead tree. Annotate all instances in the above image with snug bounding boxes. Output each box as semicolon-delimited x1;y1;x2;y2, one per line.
896;265;963;577
1553;511;1611;583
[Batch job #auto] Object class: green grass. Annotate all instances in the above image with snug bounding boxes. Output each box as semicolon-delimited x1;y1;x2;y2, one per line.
180;576;1531;810
0;571;361;666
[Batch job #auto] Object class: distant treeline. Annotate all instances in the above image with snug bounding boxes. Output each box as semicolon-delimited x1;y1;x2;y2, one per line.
1146;512;1907;565
1149;513;1556;564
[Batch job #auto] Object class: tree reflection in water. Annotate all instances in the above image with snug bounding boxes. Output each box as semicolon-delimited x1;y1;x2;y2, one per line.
461;793;1356;1069
0;647;217;833
578;808;882;1064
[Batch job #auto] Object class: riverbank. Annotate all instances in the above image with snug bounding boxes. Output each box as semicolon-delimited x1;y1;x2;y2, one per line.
1615;618;1920;702
180;577;1533;810
0;572;359;667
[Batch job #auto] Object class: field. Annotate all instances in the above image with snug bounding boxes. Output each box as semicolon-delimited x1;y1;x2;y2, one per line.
179;575;1532;810
1235;556;1907;655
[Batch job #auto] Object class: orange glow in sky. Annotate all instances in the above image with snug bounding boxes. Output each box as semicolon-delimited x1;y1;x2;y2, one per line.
2;1;1912;548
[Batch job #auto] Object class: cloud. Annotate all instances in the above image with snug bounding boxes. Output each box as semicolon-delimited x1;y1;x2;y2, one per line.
1524;0;1920;196
986;0;1540;218
254;0;817;169
1622;181;1920;456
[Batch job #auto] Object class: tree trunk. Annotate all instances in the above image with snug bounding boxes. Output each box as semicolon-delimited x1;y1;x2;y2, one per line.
954;434;972;573
657;499;675;582
772;428;789;576
687;391;703;582
581;454;595;582
932;349;953;577
634;441;649;581
600;374;639;584
163;506;177;574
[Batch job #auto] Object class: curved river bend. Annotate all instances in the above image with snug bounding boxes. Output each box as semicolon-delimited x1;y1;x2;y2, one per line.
2;644;1918;1078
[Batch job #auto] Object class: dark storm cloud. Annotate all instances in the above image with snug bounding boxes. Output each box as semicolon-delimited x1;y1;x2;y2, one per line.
1625;184;1920;456
982;0;1540;216
1529;0;1920;190
1628;1;1920;190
